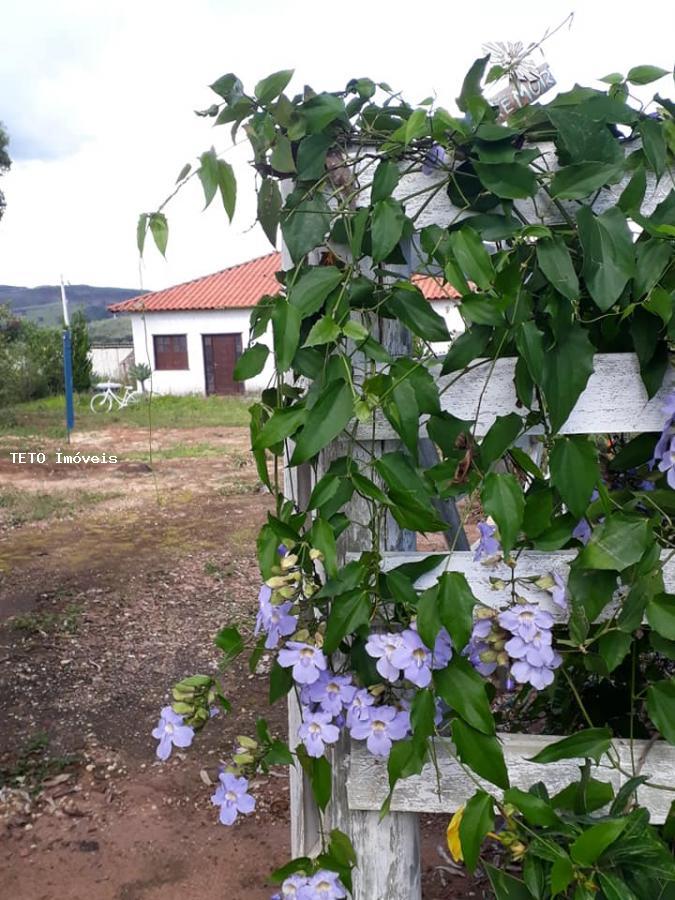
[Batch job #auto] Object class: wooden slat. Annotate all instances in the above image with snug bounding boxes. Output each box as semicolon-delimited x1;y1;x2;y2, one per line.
347;734;675;823
372;551;675;621
355;353;674;440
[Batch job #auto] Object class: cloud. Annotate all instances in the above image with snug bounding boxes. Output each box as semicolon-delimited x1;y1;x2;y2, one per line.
0;1;120;161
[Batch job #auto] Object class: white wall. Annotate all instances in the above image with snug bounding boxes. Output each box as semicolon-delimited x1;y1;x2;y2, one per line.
429;299;465;355
89;345;134;381
129;308;274;395
127;299;463;396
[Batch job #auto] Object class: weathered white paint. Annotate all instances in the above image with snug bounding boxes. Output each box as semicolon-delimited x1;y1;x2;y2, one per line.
356;353;675;440
349;140;672;231
372;550;675;620
348;734;675;823
128;308;275;395
89;344;134;381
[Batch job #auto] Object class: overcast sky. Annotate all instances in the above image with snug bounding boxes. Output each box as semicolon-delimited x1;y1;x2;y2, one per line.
0;0;673;292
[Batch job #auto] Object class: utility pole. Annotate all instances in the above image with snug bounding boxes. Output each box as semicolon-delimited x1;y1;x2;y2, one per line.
60;276;75;441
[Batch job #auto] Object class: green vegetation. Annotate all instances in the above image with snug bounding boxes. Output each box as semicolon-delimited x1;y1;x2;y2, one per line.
88;316;132;343
0;392;251;438
0;732;80;793
126;441;224;461
0;487;121;526
10;604;83;635
0;305;92;405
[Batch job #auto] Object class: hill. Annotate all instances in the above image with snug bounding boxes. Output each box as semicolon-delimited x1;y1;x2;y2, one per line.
0;283;143;343
0;284;145;325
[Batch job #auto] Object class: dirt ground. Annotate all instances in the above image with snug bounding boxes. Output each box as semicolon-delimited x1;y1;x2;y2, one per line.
0;425;481;899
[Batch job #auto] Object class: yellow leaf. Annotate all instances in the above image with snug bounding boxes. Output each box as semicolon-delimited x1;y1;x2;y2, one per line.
446;805;465;862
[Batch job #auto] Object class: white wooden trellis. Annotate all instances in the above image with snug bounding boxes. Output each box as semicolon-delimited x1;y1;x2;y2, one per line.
281;153;675;899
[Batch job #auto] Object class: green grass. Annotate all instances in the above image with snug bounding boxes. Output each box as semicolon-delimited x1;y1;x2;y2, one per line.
0;488;121;526
10;604;83;635
126;441;224;462
0;732;80;793
0;392;252;438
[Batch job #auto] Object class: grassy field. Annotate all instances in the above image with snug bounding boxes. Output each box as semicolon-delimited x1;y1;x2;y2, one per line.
0;487;123;527
0;393;252;439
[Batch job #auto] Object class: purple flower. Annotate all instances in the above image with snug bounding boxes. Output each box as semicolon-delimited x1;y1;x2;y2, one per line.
349;704;410;758
390;628;433;688
551;572;567;609
422;143;448;175
656;434;675;489
211;772;255;825
505;631;555;667
652;394;675;482
346;688;375;728
278;642;327;685
572;518;592;544
474;521;500;561
255;585;297;650
365;632;404;682
307;671;357;716
152;706;194;761
431;627;453;669
298;709;341;758
275;874;310;898
464;616;500;676
510;658;560;690
303;870;348;898
499;605;554;642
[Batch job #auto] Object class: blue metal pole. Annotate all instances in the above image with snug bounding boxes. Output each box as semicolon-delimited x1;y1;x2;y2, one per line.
63;329;75;435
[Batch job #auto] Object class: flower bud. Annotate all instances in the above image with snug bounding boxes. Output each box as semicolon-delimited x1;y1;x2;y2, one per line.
534;574;554;590
475;607;497;620
237;736;258;749
266;575;289;589
233;753;255;766
280;554;298;570
309;548;324;561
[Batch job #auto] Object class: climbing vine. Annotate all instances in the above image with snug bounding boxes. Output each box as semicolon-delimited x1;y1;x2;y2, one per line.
145;56;675;899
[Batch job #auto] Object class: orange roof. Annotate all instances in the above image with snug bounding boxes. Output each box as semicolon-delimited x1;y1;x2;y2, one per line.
108;252;459;314
413;273;461;302
108;252;282;313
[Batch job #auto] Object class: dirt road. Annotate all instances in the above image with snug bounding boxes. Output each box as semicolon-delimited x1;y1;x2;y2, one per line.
0;426;474;900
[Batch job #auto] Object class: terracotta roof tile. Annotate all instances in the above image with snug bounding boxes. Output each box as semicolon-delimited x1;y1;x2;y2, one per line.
108;252;282;313
108;253;459;314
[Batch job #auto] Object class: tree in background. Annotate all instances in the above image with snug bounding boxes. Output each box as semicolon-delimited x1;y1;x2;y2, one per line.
70;309;92;392
0;122;11;220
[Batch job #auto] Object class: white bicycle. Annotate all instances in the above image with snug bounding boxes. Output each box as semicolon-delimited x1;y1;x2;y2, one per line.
90;382;141;413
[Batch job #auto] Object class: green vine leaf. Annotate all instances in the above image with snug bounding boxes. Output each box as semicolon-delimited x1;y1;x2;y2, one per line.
481;472;525;555
254;69;294;104
371;198;406;261
549;436;600;518
280;195;332;263
459;790;494;872
257;178;282;245
434;656;495;735
577;206;635;311
646;677;675;743
577;515;651;571
541;324;594;432
536;236;579;301
290;380;354;464
453;720;509;789
528;727;612;764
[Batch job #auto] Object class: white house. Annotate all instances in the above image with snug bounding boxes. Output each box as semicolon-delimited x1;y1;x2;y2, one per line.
108;252;463;396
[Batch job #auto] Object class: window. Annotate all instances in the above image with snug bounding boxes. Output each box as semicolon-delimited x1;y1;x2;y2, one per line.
153;334;188;370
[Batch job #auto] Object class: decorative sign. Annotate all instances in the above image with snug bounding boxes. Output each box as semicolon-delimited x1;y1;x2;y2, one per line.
489;63;556;120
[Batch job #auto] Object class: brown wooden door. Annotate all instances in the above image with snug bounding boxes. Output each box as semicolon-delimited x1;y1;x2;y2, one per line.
202;334;244;395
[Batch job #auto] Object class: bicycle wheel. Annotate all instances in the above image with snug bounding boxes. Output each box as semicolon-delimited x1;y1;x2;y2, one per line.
90;393;112;413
